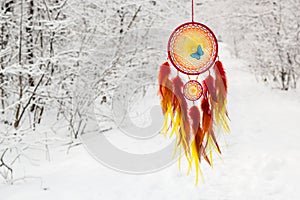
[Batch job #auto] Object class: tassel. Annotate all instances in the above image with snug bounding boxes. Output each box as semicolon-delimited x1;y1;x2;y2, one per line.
213;61;230;133
189;106;210;164
201;97;221;166
189;105;209;184
158;62;174;135
189;106;201;160
171;76;191;157
158;65;191;163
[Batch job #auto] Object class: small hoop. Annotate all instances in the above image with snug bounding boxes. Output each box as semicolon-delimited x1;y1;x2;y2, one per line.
183;80;204;101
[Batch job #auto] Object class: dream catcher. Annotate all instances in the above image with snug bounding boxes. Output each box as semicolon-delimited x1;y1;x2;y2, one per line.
158;0;230;184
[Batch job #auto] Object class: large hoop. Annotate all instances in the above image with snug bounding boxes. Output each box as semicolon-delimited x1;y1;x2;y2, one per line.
168;22;218;75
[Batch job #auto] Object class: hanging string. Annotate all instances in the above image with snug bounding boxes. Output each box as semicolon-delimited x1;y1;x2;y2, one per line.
192;0;195;22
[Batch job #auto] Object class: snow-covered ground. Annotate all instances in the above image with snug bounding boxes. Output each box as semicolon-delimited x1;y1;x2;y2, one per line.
1;44;300;200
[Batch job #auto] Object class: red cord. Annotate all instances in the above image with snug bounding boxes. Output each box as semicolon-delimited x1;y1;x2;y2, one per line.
192;0;194;22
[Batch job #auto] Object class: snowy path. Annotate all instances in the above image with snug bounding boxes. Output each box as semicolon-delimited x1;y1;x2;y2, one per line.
1;45;300;200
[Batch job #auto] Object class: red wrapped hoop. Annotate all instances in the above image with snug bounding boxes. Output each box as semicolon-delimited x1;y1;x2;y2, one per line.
168;22;218;75
183;80;203;101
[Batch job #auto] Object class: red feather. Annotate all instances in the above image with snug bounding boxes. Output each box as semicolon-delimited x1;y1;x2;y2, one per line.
201;97;221;155
172;76;191;151
172;76;186;111
189;106;201;135
213;60;230;133
172;76;184;114
203;74;217;102
158;62;172;97
214;61;227;93
189;106;209;164
158;62;173;115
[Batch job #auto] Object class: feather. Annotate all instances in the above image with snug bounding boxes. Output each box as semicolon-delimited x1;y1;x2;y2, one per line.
188;106;200;184
192;107;210;164
171;76;191;155
158;62;174;134
215;61;227;93
203;74;217;102
158;62;171;97
189;106;201;139
201;97;221;166
213;60;230;133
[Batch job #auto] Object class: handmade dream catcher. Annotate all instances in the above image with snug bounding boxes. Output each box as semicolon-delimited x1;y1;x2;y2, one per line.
158;0;230;184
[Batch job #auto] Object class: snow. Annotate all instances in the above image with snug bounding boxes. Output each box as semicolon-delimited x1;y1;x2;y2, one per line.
1;43;300;200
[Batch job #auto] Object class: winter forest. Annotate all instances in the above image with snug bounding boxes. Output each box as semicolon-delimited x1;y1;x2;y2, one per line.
1;0;300;199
